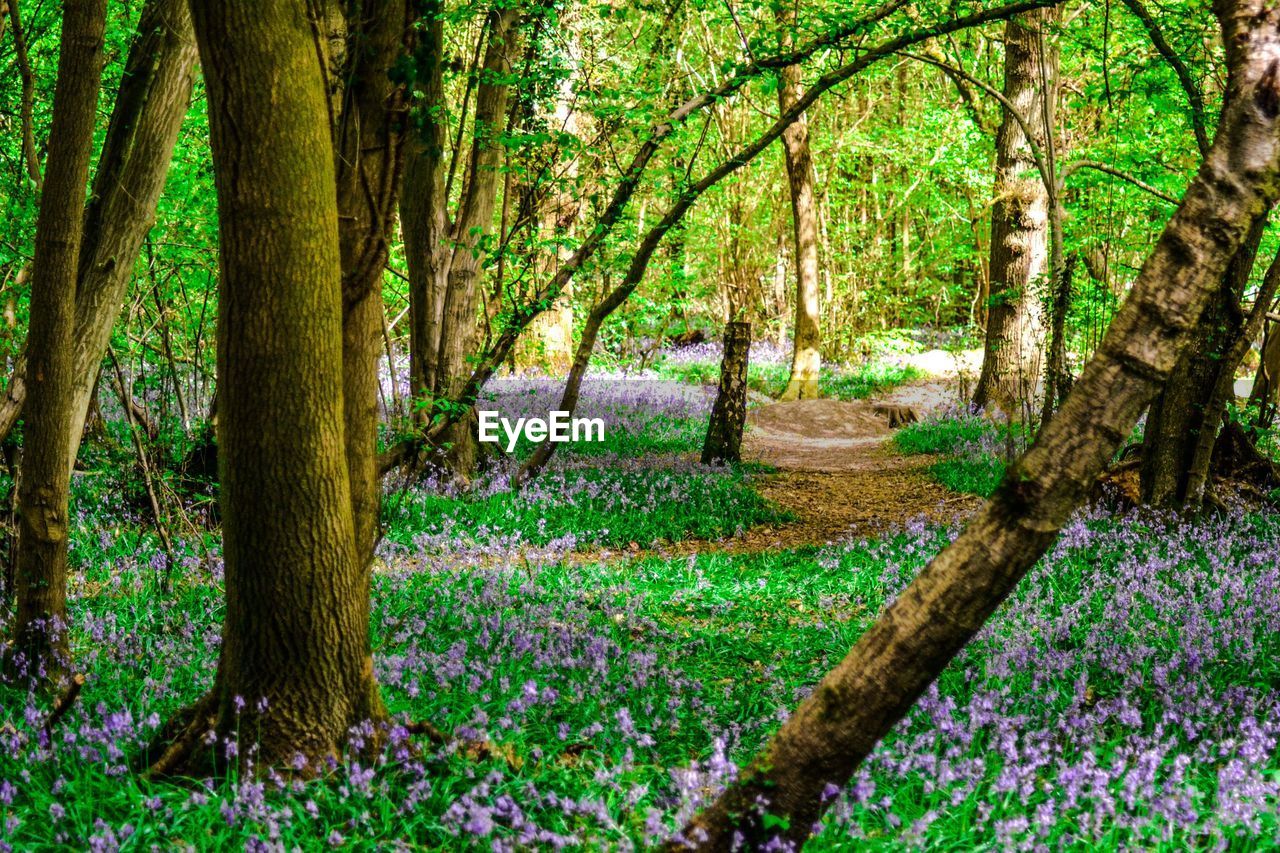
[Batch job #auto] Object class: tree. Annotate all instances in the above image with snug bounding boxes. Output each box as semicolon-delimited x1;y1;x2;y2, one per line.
10;0;106;683
972;8;1061;418
0;0;198;468
776;1;822;401
672;3;1280;845
402;5;523;478
148;0;384;773
331;0;414;564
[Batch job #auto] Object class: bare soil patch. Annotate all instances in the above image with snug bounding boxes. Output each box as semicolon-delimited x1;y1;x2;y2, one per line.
731;390;980;547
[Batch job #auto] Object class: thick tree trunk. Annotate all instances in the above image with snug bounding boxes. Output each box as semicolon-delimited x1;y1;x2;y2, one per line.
1140;214;1267;508
776;5;821;401
12;0;106;682
1183;244;1280;504
332;0;412;564
159;0;382;772
972;9;1060;418
673;5;1280;847
702;322;750;464
0;0;197;464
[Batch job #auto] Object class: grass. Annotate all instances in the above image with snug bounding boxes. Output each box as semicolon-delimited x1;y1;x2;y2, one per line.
894;412;1015;498
6;378;1280;848
653;359;921;401
5;511;1280;848
383;463;791;552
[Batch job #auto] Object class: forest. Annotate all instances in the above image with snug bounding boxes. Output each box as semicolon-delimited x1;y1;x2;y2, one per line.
3;0;1280;848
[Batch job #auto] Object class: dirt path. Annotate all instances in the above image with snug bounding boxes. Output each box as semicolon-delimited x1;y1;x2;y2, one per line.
729;384;980;549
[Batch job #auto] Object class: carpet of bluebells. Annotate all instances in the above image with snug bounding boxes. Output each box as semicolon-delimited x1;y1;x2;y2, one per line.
2;363;1280;849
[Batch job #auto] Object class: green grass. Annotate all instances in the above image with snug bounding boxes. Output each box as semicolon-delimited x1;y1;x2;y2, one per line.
383;464;791;551
6;513;1279;848
894;413;1011;498
928;455;1006;497
893;412;1000;456
654;360;921;401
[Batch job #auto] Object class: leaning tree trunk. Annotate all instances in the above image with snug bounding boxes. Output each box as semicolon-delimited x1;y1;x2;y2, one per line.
776;4;821;402
152;0;382;774
1140;213;1267;508
11;0;106;684
702;321;751;464
672;4;1280;847
1182;244;1280;505
0;0;197;462
972;8;1060;419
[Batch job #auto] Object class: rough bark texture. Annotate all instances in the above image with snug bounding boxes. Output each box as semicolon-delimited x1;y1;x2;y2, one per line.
1141;214;1267;508
1183;244;1280;505
0;0;198;461
972;9;1060;418
672;4;1280;847
12;0;106;682
702;322;750;464
776;4;822;402
168;0;381;770
331;0;413;564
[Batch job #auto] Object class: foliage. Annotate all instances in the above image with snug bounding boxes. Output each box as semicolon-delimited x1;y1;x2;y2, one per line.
6;505;1280;848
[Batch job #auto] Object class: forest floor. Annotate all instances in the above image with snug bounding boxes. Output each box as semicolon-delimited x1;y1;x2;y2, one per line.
730;381;980;550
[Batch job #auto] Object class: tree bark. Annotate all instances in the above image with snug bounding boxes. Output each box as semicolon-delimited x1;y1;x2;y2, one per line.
1183;243;1280;505
402;0;451;414
12;0;107;683
157;0;381;772
331;0;413;564
0;0;198;467
776;3;821;401
432;7;520;476
972;9;1060;418
702;322;750;465
672;4;1280;846
1140;213;1267;508
1249;318;1280;429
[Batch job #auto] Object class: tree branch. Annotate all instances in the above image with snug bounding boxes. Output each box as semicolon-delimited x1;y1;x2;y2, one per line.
1119;0;1210;157
380;0;1064;475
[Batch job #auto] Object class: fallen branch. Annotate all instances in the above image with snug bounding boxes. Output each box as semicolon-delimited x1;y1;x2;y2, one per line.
43;673;85;739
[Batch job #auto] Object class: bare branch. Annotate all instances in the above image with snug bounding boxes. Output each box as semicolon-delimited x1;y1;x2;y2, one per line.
1119;0;1210;157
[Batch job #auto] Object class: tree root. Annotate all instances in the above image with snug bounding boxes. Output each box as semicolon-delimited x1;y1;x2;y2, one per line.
141;691;219;779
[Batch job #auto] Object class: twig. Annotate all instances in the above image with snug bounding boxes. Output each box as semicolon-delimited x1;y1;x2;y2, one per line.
43;673;85;739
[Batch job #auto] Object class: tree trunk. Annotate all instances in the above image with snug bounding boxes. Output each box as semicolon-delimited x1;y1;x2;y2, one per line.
1140;213;1267;508
402;0;451;417
972;9;1059;418
332;0;412;565
702;322;750;465
1249;318;1280;429
673;5;1280;847
776;4;821;402
433;7;520;477
0;0;197;466
155;0;382;772
11;0;107;683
